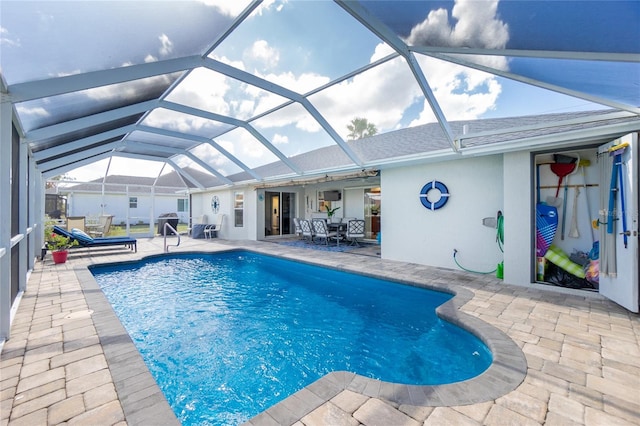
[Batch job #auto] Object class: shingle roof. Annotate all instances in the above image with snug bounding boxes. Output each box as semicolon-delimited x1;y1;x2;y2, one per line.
61;173;189;194
226;110;640;183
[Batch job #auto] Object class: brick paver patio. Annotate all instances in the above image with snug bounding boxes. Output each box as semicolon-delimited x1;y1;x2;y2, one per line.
1;237;638;425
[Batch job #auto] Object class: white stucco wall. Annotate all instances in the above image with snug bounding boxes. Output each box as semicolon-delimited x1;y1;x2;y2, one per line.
381;147;603;287
343;187;366;219
192;187;257;240
503;151;534;286
382;155;505;273
66;192;189;225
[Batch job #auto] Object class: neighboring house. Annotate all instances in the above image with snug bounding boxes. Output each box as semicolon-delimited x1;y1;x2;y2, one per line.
53;172;191;228
190;110;640;312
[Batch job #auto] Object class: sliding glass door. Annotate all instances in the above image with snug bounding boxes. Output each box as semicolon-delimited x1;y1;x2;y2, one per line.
364;187;381;240
264;191;296;236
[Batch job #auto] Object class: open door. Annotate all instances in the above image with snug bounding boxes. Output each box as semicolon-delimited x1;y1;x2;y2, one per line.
264;191;296;237
598;133;639;312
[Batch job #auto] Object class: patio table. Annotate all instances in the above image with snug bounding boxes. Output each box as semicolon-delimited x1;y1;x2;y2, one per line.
327;222;346;246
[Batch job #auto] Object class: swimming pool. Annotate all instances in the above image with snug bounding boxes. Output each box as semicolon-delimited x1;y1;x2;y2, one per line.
90;250;492;425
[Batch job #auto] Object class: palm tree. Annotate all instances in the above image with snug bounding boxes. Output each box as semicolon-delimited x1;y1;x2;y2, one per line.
346;117;378;140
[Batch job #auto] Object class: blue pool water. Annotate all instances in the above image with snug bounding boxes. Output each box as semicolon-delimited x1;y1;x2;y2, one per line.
90;251;492;425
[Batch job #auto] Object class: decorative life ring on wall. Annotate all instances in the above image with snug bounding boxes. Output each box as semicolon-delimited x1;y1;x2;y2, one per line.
419;180;450;210
211;195;220;213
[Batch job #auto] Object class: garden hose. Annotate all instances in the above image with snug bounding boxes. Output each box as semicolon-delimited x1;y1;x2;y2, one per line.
453;211;504;274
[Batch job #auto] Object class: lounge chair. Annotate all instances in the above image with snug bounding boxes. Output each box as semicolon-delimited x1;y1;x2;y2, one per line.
52;225;137;252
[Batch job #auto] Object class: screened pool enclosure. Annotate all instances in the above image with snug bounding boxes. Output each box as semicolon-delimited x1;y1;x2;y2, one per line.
1;1;639;337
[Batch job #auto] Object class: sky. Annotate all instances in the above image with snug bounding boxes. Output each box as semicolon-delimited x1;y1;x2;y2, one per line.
1;0;637;182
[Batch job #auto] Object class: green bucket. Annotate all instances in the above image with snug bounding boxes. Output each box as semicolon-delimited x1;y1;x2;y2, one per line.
496;261;504;280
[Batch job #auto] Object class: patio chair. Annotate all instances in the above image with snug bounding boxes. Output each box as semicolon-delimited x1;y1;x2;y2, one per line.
293;217;303;239
66;216;85;232
299;219;315;243
346;219;365;246
52;225;137;252
312;218;339;246
88;214;113;237
204;214;224;239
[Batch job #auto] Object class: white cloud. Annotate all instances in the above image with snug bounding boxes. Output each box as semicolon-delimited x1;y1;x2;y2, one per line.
450;0;509;49
232;68;330;128
217;138;235;156
143;107;218;135
370;43;395;62
0;26;21;47
409;55;503;126
244;40;279;71
198;0;285;17
409;73;502;127
106;157;165;178
396;0;508;125
403;0;509;72
165;67;231;116
203;146;235;169
16;105;50;119
64;159;110;182
198;0;251;17
158;34;173;57
84;74;174;102
150;0;506;152
214;55;247;71
242;0;509;139
234;99;257;118
55;70;82;77
309;56;422;137
405;8;452;48
272;133;288;145
177;145;232;175
217;128;275;165
252;103;316;134
254;0;285;16
260;70;330;95
404;0;509;50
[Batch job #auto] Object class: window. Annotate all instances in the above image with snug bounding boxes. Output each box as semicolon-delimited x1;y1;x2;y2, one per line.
177;198;188;212
129;197;137;208
234;192;244;227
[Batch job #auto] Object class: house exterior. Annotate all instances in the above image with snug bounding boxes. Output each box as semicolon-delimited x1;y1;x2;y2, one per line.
189;110;639;312
50;173;191;234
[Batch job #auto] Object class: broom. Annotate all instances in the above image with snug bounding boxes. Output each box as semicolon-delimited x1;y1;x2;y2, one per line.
568;158;592;239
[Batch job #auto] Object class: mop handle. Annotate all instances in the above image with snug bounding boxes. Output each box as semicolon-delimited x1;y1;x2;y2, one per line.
555;176;563;198
536;164;541;201
580;166;595;243
561;177;569;240
618;158;628;248
607;155;618;235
